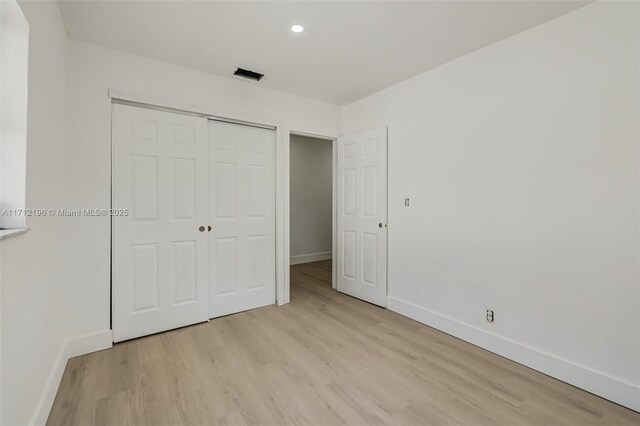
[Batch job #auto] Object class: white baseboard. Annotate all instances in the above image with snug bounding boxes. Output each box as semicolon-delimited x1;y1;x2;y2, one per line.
387;296;640;412
66;330;113;359
29;330;113;425
290;251;332;265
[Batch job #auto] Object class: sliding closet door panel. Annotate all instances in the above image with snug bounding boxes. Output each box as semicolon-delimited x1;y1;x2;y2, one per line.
112;104;209;342
208;121;276;318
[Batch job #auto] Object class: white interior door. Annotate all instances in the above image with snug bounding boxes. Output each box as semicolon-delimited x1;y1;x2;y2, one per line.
337;128;388;306
112;104;209;342
208;120;276;318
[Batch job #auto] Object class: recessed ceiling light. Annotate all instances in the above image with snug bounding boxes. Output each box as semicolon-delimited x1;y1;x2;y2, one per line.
291;24;304;33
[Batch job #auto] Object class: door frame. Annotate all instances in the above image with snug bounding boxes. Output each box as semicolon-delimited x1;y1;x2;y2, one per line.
109;89;290;312
286;131;339;289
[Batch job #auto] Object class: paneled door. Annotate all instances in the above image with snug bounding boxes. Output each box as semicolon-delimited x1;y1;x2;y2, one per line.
337;128;388;307
112;104;209;342
208;121;276;318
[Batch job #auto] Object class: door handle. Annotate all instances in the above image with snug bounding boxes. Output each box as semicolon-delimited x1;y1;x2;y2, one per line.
378;223;383;228
208;226;212;232
199;226;205;232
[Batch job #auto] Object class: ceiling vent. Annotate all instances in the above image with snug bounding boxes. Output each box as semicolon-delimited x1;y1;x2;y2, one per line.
233;67;264;81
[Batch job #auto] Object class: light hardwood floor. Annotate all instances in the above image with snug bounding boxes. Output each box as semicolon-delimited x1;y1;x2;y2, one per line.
48;260;639;425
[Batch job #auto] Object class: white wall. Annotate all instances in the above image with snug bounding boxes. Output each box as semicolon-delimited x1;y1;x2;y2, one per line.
64;40;341;340
290;135;333;264
342;1;639;410
0;1;69;424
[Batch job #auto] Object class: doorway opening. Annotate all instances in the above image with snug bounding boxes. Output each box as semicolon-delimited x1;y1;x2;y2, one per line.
289;133;336;301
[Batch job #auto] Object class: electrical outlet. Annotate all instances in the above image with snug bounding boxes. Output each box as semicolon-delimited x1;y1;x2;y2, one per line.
404;198;410;206
486;309;494;323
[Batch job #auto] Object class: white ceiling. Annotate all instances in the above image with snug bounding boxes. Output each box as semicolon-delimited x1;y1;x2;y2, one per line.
58;0;589;105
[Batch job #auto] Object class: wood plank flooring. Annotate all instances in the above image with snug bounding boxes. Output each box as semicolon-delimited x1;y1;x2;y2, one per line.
48;260;640;425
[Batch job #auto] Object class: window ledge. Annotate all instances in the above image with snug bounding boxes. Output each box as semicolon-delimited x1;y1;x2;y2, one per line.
0;228;30;241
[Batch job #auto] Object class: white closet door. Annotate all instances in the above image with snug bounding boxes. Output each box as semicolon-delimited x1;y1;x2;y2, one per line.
337;128;388;307
112;104;209;342
208;121;276;318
